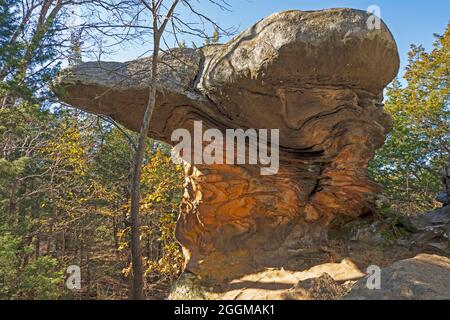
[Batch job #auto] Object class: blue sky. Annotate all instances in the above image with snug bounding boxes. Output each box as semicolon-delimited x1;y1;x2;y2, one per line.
112;0;449;79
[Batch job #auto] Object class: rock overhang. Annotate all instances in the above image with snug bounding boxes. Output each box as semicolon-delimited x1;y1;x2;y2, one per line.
56;8;399;144
55;8;400;281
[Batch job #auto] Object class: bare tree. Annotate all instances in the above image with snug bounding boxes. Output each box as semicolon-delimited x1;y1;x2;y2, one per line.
128;0;179;300
127;0;232;300
0;0;145;107
10;0;233;300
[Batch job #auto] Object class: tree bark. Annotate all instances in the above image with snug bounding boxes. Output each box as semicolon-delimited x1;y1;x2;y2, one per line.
128;0;179;300
129;30;161;301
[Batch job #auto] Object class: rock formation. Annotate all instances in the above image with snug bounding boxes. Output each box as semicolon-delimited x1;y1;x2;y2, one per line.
436;164;450;206
345;254;450;300
169;259;365;300
55;9;400;281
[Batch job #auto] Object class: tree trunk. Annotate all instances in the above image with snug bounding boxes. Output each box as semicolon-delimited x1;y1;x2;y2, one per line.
46;234;51;255
35;234;40;258
9;182;18;217
60;230;66;259
129;33;160;299
112;216;120;260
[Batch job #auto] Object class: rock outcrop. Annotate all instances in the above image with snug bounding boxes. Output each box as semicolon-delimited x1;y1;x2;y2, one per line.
169;259;365;300
345;254;450;300
55;9;400;281
436;164;450;206
169;253;450;300
400;204;450;254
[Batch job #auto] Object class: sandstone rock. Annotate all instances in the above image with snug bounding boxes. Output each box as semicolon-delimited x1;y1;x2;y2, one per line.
345;254;450;300
436;192;449;206
401;165;450;252
55;9;399;281
402;206;450;252
283;273;354;300
171;258;365;300
168;272;207;300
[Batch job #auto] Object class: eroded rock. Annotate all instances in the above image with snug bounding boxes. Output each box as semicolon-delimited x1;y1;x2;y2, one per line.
170;258;364;300
55;9;399;281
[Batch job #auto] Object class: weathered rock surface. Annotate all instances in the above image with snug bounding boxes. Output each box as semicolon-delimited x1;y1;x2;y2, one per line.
56;9;399;281
401;206;450;253
436;164;450;206
345;254;450;300
168;253;450;300
169;259;364;300
283;273;354;300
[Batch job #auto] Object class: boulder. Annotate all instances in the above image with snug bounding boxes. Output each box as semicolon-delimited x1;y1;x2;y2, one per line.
345;254;450;300
437;164;450;206
401;206;450;253
55;8;399;281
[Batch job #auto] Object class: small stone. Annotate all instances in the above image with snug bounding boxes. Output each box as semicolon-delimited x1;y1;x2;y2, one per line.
400;287;414;299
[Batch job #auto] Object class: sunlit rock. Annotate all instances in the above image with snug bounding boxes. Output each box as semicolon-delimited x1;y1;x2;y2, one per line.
56;8;400;282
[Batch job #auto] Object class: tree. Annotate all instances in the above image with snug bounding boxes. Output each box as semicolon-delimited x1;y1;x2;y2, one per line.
0;227;63;299
0;0;67;105
118;144;184;298
0;0;230;300
128;0;180;301
127;0;231;299
370;23;450;214
140;146;183;276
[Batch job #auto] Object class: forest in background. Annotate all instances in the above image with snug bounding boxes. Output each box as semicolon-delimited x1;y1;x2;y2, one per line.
0;0;448;299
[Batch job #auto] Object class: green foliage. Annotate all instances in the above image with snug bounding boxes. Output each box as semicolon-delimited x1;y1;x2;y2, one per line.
370;24;450;214
0;229;22;297
142;147;184;280
0;1;22;79
0;0;186;301
0;103;185;299
18;256;63;300
119;145;184;283
0;0;63;103
1;0;445;301
0;227;63;299
0;102;132;299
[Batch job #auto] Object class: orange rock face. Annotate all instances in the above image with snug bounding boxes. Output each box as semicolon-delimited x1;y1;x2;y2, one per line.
56;9;399;281
176;91;391;280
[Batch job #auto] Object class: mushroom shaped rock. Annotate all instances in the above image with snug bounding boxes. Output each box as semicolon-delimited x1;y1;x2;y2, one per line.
55;9;399;281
